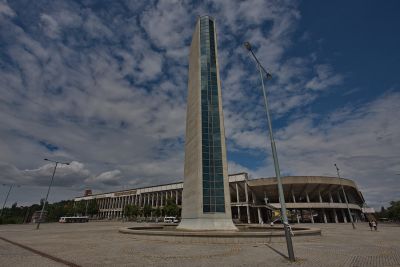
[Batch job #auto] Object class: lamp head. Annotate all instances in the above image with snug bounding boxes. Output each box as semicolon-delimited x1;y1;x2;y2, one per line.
244;42;252;51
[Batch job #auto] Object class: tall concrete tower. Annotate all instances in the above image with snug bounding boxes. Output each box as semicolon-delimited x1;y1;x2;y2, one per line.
177;16;237;231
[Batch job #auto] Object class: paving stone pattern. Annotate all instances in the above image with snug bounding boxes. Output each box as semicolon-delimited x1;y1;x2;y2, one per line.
0;222;399;266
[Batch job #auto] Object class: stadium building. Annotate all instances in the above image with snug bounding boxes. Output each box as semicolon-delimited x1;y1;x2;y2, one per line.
74;172;366;224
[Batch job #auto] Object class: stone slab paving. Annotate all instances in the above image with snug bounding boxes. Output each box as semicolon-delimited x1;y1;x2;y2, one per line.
0;222;399;266
0;238;65;267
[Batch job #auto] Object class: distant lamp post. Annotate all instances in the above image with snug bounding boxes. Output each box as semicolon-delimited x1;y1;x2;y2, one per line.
334;164;356;229
244;41;295;262
1;184;20;217
36;158;70;230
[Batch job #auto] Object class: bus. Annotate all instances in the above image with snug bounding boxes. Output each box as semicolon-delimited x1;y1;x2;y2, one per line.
59;216;89;223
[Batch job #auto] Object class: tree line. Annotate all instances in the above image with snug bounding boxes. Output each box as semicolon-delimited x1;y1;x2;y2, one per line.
123;198;180;220
0;199;98;225
0;197;180;224
376;200;400;222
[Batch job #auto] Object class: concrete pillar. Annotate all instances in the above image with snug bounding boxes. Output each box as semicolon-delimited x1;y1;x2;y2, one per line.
151;193;155;208
333;209;339;223
292;190;296;203
237;206;241;220
161;192;164;206
257;207;262;224
337;192;342;203
306;192;314;223
245;183;251;224
156;193;159;207
319;192;327;223
175;190;179;205
235;183;240;203
341;209;347;223
322;210;327;223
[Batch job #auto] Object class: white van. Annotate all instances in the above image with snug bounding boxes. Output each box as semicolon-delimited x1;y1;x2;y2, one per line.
163;216;179;223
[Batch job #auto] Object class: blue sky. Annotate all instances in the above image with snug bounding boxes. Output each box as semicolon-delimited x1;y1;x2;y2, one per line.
0;0;399;209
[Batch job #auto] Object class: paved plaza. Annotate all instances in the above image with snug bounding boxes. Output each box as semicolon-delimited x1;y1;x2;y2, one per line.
0;222;399;267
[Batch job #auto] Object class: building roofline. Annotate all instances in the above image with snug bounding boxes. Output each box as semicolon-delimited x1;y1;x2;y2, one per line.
250;175;354;183
75;180;184;199
74;174;356;199
74;173;250;199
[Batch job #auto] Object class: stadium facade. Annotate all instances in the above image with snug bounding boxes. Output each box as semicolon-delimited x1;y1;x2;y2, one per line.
74;173;366;224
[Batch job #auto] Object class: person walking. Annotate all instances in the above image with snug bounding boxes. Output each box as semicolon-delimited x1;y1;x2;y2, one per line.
368;221;373;231
372;220;377;231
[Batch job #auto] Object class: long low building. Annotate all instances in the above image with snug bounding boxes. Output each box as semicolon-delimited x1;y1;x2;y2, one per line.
74;173;366;224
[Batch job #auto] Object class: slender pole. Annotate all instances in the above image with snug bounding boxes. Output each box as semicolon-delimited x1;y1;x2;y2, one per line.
244;42;295;261
0;185;13;217
85;200;89;216
335;164;355;229
257;62;295;261
36;162;58;230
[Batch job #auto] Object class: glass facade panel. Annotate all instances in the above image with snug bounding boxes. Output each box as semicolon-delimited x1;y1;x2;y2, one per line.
200;17;225;213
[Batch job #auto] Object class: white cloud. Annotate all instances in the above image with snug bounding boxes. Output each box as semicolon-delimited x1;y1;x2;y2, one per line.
85;170;122;186
0;1;15;17
306;64;344;90
0;161;90;187
40;14;60;39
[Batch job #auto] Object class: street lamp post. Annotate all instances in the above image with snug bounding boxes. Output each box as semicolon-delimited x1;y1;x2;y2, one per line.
36;158;70;230
244;42;295;262
334;164;355;229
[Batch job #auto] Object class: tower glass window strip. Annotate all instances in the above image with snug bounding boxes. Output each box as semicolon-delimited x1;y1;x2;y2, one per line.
200;17;225;213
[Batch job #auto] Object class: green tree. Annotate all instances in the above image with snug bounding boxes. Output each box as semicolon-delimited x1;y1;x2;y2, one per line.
163;198;179;217
131;205;139;217
154;207;161;217
74;201;86;215
387;201;400;221
124;204;134;218
86;200;99;216
142;205;152;217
